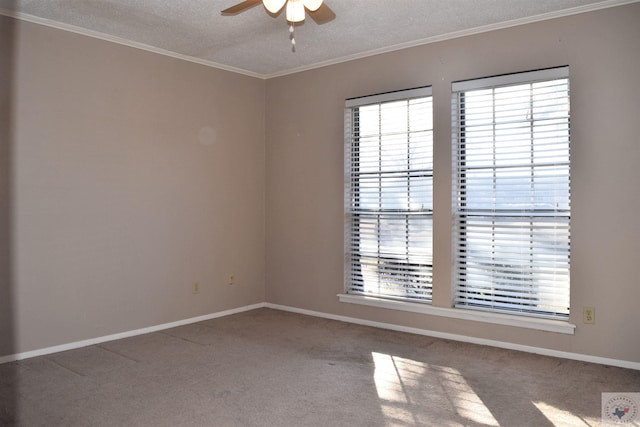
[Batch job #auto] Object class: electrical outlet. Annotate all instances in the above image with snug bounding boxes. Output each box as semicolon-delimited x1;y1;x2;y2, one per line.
228;273;235;285
193;282;200;294
583;306;595;324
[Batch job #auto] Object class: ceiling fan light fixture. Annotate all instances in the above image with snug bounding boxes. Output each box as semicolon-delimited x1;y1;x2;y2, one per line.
302;0;323;12
286;0;305;23
222;0;335;50
263;0;287;14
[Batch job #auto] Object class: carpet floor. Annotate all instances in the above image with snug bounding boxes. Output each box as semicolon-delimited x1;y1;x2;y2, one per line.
0;308;638;426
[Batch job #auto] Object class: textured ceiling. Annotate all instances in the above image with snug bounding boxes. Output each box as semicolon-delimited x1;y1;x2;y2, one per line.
0;0;635;77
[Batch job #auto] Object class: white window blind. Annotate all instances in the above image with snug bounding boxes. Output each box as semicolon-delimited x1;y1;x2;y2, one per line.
345;87;433;303
452;67;571;319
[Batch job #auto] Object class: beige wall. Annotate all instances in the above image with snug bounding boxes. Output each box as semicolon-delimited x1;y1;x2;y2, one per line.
265;4;640;362
1;16;266;354
2;4;639;364
0;16;15;358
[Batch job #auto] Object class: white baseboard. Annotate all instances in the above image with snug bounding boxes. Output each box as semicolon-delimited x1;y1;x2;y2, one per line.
265;303;640;371
0;302;266;365
2;301;638;371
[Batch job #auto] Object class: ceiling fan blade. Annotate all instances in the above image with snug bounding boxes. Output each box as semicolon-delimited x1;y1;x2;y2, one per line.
221;0;262;15
263;0;287;14
308;3;335;24
302;0;323;12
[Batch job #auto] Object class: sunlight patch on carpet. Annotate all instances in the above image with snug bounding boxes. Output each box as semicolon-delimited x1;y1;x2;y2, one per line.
533;401;598;426
372;352;499;426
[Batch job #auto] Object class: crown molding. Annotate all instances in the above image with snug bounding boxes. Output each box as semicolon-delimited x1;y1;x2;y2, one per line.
263;0;640;78
0;8;265;79
1;0;638;79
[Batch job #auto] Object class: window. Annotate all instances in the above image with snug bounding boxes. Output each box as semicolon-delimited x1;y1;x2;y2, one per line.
452;67;571;319
345;87;433;303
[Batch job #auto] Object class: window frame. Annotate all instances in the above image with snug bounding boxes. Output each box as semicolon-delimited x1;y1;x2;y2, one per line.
344;87;434;304
451;66;571;321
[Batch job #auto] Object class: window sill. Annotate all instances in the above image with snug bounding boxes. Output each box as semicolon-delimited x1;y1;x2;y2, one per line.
337;294;576;334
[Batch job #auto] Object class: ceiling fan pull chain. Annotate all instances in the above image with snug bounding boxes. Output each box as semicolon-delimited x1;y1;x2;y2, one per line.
289;24;296;49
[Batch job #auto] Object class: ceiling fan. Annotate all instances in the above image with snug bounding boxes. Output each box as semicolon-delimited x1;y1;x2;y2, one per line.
222;0;335;48
221;0;335;24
